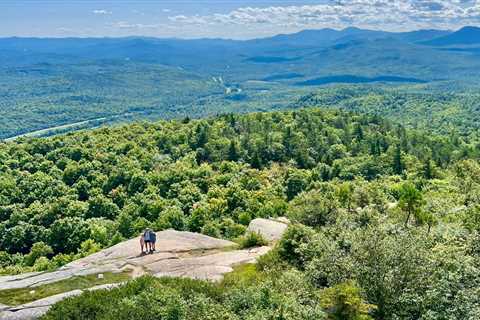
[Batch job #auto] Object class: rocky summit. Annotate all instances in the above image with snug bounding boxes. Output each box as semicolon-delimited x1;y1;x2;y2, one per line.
0;219;288;320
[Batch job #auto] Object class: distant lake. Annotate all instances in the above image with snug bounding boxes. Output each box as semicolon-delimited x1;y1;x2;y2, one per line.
297;75;427;86
262;73;304;81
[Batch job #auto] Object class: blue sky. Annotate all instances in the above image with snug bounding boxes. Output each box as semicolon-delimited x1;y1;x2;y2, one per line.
1;0;479;39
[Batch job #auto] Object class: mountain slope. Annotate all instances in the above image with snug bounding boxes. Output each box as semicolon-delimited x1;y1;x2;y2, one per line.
423;26;480;46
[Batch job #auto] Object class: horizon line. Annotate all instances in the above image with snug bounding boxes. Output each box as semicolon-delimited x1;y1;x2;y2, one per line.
0;25;473;41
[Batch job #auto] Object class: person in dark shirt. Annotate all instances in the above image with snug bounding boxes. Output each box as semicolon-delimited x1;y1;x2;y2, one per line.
149;230;156;253
143;228;151;252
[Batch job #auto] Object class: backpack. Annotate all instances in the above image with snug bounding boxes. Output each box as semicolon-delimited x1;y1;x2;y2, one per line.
143;230;151;241
149;230;156;242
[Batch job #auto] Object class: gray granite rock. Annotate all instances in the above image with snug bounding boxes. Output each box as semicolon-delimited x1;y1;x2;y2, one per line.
0;303;10;312
0;306;50;320
1;290;83;320
0;230;273;319
85;282;124;291
0;283;126;319
9;290;83;311
247;218;289;241
151;246;271;281
0;230;236;291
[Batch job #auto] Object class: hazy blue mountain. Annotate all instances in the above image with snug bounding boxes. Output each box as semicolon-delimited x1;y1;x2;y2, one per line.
247;27;388;48
423;26;480;46
393;29;452;43
0;26;453;63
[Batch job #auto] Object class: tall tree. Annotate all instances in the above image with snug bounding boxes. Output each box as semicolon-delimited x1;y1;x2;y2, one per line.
228;140;239;162
393;144;405;175
398;182;424;227
422;158;434;180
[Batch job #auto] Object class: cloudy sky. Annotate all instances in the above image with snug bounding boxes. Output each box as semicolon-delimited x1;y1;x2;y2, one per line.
1;0;479;39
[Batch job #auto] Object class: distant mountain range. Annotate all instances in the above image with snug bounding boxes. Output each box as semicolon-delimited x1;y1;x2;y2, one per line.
2;25;480;85
1;26;480;139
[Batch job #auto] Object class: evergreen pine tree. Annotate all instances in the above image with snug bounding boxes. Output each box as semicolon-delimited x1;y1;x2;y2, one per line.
393;144;404;174
228;140;239;162
423;158;433;179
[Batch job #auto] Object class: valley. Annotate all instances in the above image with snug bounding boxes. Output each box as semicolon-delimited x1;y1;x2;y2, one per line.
2;26;480;140
1;21;480;320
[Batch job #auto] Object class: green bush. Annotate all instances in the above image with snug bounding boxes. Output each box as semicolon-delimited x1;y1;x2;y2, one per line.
288;190;339;227
25;242;53;266
77;240;101;257
201;221;221;238
42;270;329;320
256;247;287;272
156;206;186;231
51;253;75;268
237;232;268;249
320;281;375;320
0;251;14;268
278;224;314;268
220;218;246;239
33;256;54;271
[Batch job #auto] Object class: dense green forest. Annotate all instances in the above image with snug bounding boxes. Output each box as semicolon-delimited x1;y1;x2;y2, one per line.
1;107;479;319
295;86;480;141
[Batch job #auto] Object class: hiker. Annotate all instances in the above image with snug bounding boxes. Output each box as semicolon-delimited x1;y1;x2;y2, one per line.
149;229;156;253
143;228;152;253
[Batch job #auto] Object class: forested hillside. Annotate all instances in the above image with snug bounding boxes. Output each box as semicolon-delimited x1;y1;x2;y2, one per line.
1;108;479;319
294;86;480;140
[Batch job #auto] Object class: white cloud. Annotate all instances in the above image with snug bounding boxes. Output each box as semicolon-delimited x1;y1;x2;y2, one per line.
57;27;74;33
167;1;480;31
162;9;171;13
109;21;160;30
168;14;210;25
93;9;112;15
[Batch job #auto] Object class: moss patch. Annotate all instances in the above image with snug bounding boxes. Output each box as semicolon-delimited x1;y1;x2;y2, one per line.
0;271;131;306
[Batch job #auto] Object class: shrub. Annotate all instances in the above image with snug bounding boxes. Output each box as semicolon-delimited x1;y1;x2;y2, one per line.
256;248;286;272
25;242;53;266
237;232;268;249
51;253;75;268
288;190;339;227
109;232;125;246
201;221;221;238
0;251;14;268
320;281;375;320
237;211;252;226
220;218;246;239
156;206;186;231
278;223;314;268
77;239;101;257
33;256;54;271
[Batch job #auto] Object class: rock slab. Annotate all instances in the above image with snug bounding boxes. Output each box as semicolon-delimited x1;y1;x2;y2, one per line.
247;218;289;241
0;220;288;320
